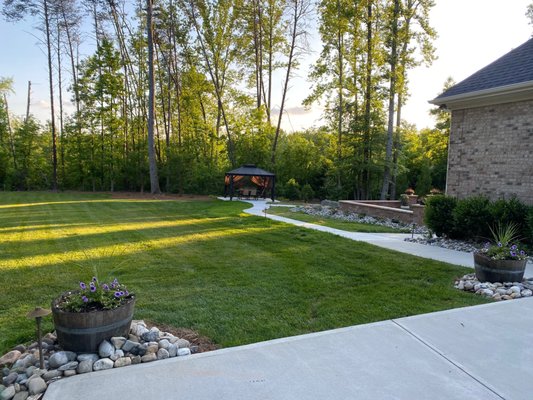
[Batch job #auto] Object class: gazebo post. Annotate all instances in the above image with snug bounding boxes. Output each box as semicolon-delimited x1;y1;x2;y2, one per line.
229;175;234;200
271;176;276;202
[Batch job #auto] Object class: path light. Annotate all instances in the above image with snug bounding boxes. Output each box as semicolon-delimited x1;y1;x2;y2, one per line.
412;223;416;239
27;307;52;369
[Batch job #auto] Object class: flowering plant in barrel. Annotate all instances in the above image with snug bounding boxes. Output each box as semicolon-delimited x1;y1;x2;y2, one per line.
52;276;136;352
478;222;528;261
474;222;528;283
55;276;133;312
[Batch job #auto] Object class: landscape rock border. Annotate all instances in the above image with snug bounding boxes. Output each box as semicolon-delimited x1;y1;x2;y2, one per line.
454;273;533;301
0;320;208;400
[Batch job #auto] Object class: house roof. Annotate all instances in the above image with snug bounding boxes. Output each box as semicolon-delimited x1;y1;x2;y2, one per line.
225;164;275;177
430;38;533;109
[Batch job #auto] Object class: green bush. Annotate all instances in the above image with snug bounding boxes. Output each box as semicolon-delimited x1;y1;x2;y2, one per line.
527;207;533;243
284;178;301;201
301;183;315;203
452;196;492;240
424;195;457;237
490;197;529;239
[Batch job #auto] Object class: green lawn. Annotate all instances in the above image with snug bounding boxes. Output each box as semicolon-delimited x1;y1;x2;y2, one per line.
0;192;487;354
267;205;408;233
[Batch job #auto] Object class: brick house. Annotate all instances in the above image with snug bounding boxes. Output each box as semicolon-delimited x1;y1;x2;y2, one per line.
429;38;533;205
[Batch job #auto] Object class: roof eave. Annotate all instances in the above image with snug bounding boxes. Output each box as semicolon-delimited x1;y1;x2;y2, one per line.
429;81;533;110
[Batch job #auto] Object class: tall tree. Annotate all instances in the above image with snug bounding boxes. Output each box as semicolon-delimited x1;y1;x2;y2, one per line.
3;0;60;190
147;0;161;193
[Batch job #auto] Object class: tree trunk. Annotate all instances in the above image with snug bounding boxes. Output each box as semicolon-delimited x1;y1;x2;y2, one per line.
44;0;58;191
147;0;161;194
380;0;400;200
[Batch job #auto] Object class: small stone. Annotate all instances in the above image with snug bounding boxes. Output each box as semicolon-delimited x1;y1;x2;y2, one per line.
168;344;177;358
3;372;18;386
492;294;502;301
190;346;199;354
42;370;62;382
177;348;191;357
510;292;521;299
24;367;35;379
110;350;124;362
48;352;76;369
141;331;159;343
131;324;149;338
13;391;29;400
145;344;159;354
496;288;507;295
501;295;513;300
27;377;46;396
98;341;114;358
76;360;94;374
456;281;465;290
77;354;99;363
464;281;474;290
63;370;76;377
157;349;169;360
176;339;190;349
121;340;138;353
0;386;15;400
158;339;170;350
141;354;157;363
93;359;114;371
130;356;141;365
16;374;27;384
110;337;127;350
493;282;503;287
521;289;533;297
128;334;140;343
510;286;522;294
114;357;131;368
58;361;78;371
0;351;22;367
480;289;494;297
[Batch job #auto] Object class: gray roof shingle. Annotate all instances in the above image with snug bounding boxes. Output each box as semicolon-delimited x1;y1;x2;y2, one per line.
435;38;533;100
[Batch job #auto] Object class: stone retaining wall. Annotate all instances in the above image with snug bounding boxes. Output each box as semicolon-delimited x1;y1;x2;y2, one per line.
339;201;425;226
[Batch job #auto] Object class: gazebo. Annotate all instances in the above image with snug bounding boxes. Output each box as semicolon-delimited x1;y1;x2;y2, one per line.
224;164;276;201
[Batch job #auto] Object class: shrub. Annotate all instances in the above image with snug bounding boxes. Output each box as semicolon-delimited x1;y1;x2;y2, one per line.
490;197;529;239
452;196;492;240
284;178;301;201
424;195;457;237
527;206;533;243
300;183;315;203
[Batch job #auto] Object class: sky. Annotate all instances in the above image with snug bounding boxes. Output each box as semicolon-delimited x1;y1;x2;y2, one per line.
1;0;532;132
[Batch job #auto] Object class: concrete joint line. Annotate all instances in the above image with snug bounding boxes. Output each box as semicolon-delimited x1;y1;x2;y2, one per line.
391;319;507;400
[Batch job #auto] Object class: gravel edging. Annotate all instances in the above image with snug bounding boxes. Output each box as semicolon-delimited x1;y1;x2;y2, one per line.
0;320;213;400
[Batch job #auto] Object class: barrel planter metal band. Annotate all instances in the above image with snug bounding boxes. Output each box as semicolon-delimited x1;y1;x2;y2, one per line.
473;253;526;283
51;295;135;353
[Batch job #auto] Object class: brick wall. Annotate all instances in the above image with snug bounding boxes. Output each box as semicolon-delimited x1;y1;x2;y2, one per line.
447;100;533;205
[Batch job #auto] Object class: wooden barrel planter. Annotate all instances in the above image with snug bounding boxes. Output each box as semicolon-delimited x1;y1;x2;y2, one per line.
473;253;527;283
51;294;135;353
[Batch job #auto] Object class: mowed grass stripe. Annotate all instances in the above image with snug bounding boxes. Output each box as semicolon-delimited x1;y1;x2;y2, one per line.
0;192;487;353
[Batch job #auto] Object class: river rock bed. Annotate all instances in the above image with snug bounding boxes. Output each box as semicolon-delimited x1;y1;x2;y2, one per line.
289;204;429;234
0;320;198;400
404;236;481;253
455;273;533;300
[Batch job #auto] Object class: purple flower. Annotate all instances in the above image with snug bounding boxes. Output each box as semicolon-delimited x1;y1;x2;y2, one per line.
510;245;518;251
497;242;502;247
92;276;97;282
102;284;109;291
81;295;88;303
520;250;526;256
90;283;97;292
510;251;517;257
114;291;122;298
79;282;86;290
124;290;129;296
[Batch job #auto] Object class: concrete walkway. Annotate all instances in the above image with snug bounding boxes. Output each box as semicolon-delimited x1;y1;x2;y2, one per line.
242;199;533;277
44;199;533;399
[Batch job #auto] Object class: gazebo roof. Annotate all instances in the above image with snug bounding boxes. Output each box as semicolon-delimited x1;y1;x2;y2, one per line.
226;164;275;177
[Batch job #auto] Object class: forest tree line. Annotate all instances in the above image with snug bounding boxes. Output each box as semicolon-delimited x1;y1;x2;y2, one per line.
0;0;450;200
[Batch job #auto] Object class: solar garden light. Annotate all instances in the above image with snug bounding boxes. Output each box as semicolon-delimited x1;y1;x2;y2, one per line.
411;223;416;239
27;307;52;369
